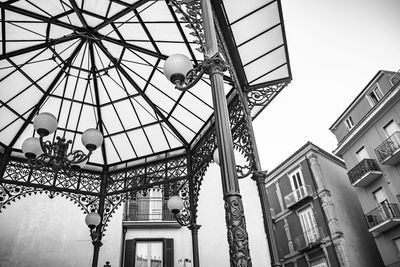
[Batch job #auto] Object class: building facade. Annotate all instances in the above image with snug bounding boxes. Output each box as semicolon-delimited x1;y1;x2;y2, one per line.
330;70;400;266
122;189;192;267
265;142;383;267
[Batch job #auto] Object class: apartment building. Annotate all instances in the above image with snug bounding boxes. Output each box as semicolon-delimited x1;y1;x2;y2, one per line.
330;70;400;266
265;142;383;267
122;189;192;267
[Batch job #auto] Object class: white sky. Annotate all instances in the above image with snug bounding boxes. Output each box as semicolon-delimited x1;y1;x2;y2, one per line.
253;0;400;170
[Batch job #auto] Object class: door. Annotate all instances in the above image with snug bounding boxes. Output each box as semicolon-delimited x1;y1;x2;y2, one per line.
299;207;319;244
289;168;305;201
373;188;391;220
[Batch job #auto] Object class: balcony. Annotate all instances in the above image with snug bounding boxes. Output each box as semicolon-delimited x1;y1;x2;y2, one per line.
347;158;382;187
284;185;314;209
386;261;400;267
365;202;400;233
123;197;179;228
375;132;400;165
293;226;324;252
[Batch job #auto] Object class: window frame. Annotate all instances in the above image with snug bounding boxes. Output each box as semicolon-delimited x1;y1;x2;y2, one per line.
298;206;319;244
367;84;383;106
355;146;369;162
311;258;328;267
393;236;400;256
383;118;400;138
288;167;305;192
124;238;174;267
345;116;354;130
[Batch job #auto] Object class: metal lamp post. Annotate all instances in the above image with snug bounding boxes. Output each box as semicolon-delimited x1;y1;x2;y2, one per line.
85;212;103;267
164;0;252;265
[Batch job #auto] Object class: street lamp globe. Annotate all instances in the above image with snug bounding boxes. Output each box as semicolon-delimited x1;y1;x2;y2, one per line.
33;112;58;136
21;137;43;159
85;212;101;229
163;54;192;85
82;128;103;151
167;195;184;214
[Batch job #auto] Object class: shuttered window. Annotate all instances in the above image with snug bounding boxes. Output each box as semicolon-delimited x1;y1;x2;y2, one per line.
124;238;174;267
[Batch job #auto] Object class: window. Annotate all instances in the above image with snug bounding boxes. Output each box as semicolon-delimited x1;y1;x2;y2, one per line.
288;167;304;191
394;237;400;255
373;187;388;205
383;119;400;138
311;259;328;267
136;241;163;267
345;116;354;130
124;239;174;267
367;85;383;106
356;146;369;162
298;207;319;244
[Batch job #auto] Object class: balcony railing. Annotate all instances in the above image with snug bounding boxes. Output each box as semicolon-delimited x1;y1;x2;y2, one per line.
386;261;400;267
284;185;313;209
375;132;400;165
365;201;400;232
293;226;324;252
123;197;175;222
347;158;382;187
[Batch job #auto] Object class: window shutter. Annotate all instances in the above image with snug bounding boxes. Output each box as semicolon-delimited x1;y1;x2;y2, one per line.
124;239;136;267
163;238;174;267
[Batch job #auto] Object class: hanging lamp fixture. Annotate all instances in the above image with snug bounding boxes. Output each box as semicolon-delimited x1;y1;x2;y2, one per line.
21;112;103;177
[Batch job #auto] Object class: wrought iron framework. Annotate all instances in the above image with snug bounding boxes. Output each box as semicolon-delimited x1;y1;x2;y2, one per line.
0;0;291;266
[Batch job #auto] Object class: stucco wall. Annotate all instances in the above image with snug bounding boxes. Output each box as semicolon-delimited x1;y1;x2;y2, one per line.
0;194;122;267
317;153;384;267
197;164;271;267
0;164;271;267
124;227;192;266
332;72;395;143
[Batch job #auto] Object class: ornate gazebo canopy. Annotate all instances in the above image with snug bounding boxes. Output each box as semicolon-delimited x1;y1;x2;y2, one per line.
0;0;291;248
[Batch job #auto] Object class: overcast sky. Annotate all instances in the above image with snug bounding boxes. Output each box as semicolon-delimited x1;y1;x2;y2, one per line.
252;0;400;170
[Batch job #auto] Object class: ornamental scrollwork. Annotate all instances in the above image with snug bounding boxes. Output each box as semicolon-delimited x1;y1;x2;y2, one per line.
0;183;100;214
175;180;191;226
106;156;188;195
229;97;257;178
169;0;205;54
247;82;289;111
224;194;252;266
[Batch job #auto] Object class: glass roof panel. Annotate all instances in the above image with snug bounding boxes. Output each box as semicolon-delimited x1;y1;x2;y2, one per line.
126;128;153;158
12;0;66;17
144;124;171;153
0;116;24;146
13;122;34;152
230;2;280;46
0;0;290;169
223;0;270;22
244;46;286;83
216;0;291;89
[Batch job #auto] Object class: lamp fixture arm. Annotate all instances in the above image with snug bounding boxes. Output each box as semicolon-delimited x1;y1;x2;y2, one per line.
175;64;205;91
175;53;228;91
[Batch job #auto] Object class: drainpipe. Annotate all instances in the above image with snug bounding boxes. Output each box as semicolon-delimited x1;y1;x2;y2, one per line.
120;227;127;267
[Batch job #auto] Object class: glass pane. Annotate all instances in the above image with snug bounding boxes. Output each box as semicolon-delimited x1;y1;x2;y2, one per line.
136;242;149;266
150;242;163;267
135;241;163;267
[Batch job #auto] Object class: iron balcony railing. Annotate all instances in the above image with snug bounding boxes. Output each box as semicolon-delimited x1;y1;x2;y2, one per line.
123;197;175;221
375;132;400;162
293;226;323;251
386;261;400;267
365;201;400;229
284;185;313;208
347;158;381;185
